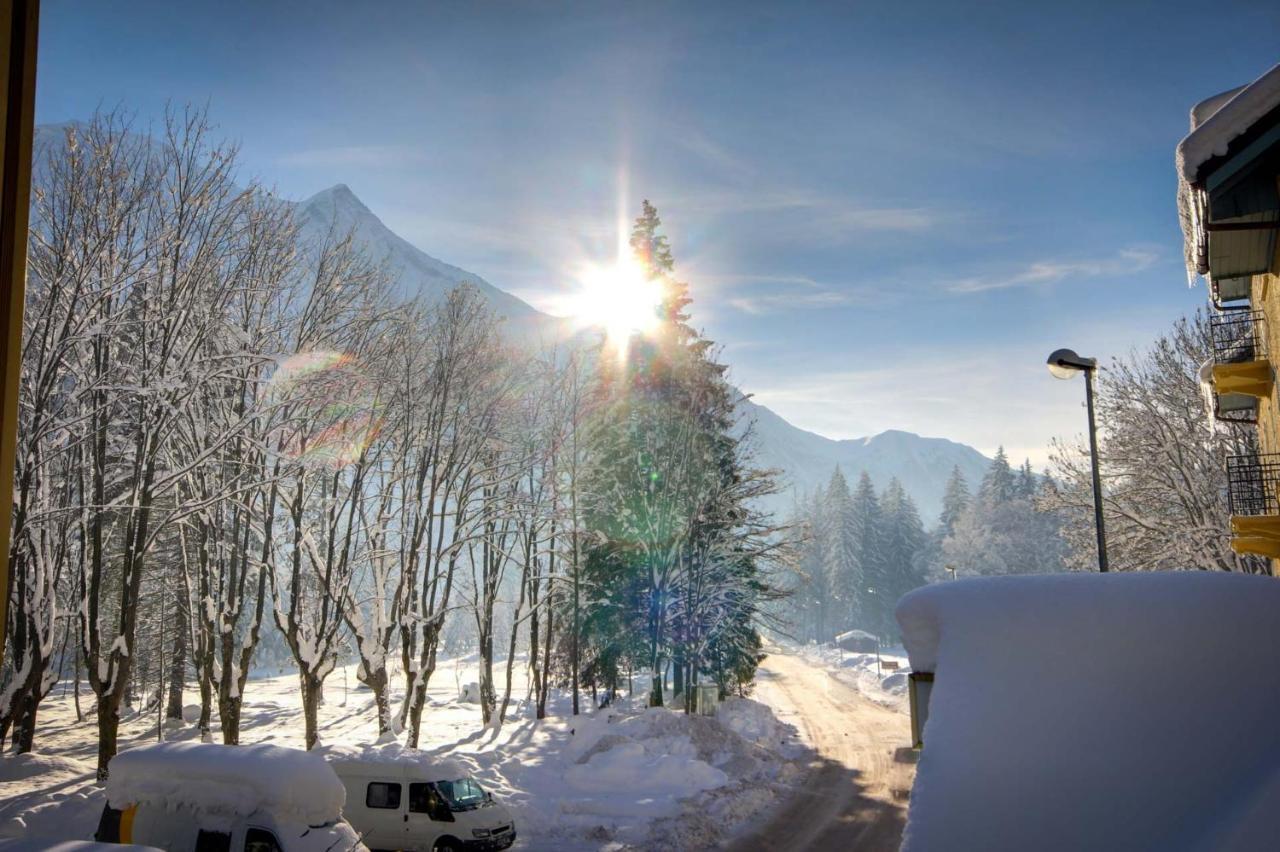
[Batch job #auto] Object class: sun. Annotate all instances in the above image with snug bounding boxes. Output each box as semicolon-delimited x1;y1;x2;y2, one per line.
568;255;665;356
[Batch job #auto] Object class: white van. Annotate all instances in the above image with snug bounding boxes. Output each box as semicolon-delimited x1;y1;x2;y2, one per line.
329;757;516;852
95;742;366;852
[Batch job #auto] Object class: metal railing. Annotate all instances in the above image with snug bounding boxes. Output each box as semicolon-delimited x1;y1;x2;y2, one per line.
1227;453;1280;516
1211;310;1266;365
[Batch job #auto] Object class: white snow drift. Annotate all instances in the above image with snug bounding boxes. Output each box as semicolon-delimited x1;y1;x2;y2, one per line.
896;572;1280;852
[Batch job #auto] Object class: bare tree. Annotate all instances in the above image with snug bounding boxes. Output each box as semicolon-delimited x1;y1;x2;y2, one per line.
1045;310;1266;574
269;226;395;750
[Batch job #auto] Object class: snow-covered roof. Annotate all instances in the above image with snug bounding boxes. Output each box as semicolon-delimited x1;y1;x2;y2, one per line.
1176;63;1280;278
834;629;877;642
895;572;1280;852
1177;62;1280;186
105;743;346;827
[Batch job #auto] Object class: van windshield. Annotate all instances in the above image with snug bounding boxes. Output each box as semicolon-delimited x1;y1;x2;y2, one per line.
435;778;488;811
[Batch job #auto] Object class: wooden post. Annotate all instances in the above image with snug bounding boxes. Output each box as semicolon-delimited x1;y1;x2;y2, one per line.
0;0;40;667
909;671;935;749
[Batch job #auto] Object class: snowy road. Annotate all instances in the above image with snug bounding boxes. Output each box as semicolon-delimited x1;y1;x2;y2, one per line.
731;652;915;852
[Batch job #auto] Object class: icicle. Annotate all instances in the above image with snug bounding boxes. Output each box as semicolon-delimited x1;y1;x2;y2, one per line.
1197;359;1219;437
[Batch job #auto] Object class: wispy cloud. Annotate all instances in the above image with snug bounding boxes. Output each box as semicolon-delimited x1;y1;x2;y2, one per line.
279;145;429;169
720;274;879;315
948;246;1160;294
669;188;937;235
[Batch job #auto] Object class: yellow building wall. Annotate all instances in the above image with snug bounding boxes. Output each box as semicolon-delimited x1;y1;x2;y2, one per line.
1250;238;1280;460
1248;238;1280;570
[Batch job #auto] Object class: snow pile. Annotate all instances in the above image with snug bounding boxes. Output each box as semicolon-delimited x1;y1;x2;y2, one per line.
717;697;783;748
106;742;345;827
565;740;726;795
321;741;468;781
0;753;91;784
896;572;1280;852
562;707;729;799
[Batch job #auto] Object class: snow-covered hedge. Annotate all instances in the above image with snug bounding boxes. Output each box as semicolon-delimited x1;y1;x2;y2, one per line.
896;572;1280;852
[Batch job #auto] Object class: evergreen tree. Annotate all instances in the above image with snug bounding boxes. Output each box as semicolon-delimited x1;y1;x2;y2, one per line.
845;472;884;632
822;468;859;635
878;478;928;636
579;201;779;707
786;487;833;643
939;466;970;535
979;446;1017;507
1017;459;1036;498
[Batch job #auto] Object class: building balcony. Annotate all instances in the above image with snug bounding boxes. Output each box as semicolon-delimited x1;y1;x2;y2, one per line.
1227;452;1280;558
1211;309;1266;365
1208;311;1271;421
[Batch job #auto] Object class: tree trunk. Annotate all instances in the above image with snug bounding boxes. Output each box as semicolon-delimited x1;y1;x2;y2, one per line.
357;664;393;736
97;699;121;780
537;588;553;720
197;671;213;742
405;677;428;749
217;693;242;745
165;613;186;721
300;673;323;750
13;690;38;754
73;660;83;723
478;625;495;726
571;529;580;716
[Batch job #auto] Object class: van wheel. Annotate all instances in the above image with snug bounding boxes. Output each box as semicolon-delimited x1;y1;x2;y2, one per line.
433;839;462;852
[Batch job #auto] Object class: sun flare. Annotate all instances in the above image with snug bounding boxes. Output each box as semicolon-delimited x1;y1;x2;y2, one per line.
568;255;665;356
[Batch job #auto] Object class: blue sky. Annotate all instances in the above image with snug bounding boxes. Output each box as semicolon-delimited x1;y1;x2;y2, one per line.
35;1;1280;464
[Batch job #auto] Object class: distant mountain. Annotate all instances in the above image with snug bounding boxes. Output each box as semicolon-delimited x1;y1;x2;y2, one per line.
295;184;557;340
741;396;991;524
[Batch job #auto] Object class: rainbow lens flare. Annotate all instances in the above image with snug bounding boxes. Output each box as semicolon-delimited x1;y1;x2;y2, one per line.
269;351;383;467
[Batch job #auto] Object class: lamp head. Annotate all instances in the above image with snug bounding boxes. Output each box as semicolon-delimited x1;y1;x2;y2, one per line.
1047;348;1096;380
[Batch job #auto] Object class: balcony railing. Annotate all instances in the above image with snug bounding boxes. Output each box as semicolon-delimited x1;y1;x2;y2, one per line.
1211;310;1266;365
1227;453;1280;516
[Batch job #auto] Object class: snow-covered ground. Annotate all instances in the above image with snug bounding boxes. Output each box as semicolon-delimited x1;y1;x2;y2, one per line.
793;642;911;713
0;655;810;850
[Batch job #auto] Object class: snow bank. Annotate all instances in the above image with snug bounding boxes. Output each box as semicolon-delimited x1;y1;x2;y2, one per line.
896;572;1280;852
565;741;727;795
717;698;782;748
0;753;92;784
106;743;345;827
321;742;468;780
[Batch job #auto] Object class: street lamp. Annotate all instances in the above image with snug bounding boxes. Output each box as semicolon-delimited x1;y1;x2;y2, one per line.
1047;348;1109;572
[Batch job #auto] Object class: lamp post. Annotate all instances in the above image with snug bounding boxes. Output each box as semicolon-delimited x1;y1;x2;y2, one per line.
1047;349;1108;572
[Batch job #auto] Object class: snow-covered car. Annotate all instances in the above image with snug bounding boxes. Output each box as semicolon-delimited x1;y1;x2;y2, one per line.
94;742;366;852
329;755;516;852
0;843;163;852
